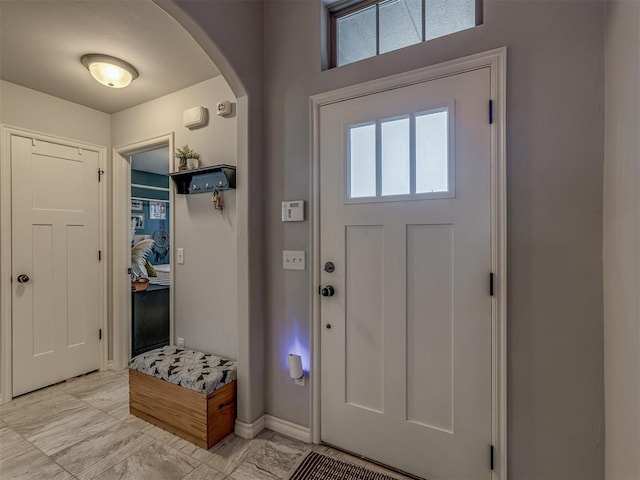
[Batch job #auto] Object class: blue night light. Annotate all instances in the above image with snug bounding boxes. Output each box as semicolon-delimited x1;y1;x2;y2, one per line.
285;320;309;374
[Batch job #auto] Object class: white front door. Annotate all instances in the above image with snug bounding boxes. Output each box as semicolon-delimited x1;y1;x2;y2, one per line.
11;134;102;397
320;67;493;479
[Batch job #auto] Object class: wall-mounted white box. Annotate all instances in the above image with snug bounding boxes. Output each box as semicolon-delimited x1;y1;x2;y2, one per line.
216;101;232;117
282;200;304;222
183;106;208;129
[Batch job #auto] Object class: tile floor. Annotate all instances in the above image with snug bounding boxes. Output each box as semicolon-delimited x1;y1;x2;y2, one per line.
0;370;409;480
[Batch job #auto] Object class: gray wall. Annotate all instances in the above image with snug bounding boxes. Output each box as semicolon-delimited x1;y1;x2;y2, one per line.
262;1;604;479
603;1;640;478
112;77;239;361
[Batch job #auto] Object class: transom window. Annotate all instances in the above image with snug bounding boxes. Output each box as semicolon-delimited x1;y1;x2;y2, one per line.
347;107;451;200
329;0;481;68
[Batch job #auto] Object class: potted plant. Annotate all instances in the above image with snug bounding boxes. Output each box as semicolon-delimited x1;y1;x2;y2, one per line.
174;144;199;171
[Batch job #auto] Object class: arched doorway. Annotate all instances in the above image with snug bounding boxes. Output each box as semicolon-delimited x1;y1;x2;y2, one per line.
148;1;264;429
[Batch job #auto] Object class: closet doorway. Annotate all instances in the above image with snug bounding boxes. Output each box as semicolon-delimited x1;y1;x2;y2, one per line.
113;133;174;369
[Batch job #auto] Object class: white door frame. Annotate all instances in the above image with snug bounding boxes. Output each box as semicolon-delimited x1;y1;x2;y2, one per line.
309;48;508;478
0;124;108;404
112;132;175;371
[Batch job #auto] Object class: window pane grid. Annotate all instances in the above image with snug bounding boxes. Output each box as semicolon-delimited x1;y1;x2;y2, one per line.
347;108;449;200
331;0;478;68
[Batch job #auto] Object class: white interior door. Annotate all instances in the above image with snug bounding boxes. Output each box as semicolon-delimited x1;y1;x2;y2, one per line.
11;134;101;397
320;67;493;479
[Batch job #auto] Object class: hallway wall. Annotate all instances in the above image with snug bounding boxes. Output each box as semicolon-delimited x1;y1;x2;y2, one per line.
112;77;239;360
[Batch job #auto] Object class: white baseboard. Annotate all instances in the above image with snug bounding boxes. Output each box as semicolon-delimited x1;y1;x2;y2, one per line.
235;416;266;439
235;414;311;443
264;415;312;443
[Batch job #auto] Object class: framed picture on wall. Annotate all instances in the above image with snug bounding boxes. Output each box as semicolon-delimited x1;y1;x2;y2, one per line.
131;214;145;230
131;199;143;211
149;201;166;220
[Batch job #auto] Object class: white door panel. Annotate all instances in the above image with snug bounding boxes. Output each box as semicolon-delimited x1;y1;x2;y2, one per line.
345;225;384;412
406;223;454;433
320;68;492;479
11;134;101;396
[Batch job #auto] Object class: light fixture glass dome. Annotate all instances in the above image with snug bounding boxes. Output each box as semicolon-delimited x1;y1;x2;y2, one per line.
81;54;138;88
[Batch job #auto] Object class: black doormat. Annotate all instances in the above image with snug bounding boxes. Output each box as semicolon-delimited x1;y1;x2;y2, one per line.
290;452;399;480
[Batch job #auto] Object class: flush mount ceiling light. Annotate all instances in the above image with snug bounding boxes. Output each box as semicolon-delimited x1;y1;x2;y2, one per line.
81;54;138;88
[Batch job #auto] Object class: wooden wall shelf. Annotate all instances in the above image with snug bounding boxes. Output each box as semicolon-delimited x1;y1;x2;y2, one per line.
169;164;236;194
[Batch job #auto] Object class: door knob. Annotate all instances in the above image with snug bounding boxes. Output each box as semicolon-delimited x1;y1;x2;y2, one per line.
16;274;30;284
320;285;335;297
324;261;335;273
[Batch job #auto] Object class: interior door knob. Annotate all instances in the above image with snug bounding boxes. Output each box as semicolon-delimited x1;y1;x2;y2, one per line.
16;274;30;283
320;285;335;297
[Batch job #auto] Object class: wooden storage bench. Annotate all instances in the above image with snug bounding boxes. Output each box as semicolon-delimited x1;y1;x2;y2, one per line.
129;346;237;449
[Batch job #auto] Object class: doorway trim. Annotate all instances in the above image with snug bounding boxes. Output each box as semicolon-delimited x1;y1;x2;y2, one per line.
309;47;507;478
0;124;108;404
112;132;175;371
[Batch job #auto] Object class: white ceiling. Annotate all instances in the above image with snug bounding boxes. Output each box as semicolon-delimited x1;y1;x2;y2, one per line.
0;0;220;114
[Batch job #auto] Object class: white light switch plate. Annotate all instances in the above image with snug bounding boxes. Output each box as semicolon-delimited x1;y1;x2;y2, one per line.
177;248;185;264
283;250;305;270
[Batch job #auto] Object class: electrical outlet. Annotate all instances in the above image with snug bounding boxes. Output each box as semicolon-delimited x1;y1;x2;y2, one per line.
177;337;185;348
295;374;305;387
283;250;305;270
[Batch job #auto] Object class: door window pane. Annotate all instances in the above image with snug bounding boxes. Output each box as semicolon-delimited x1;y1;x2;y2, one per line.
381;117;410;196
337;5;377;67
416;110;448;193
379;0;423;54
349;124;377;198
425;0;476;41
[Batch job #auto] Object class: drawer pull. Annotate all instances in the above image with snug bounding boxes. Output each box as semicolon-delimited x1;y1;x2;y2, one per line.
218;399;235;410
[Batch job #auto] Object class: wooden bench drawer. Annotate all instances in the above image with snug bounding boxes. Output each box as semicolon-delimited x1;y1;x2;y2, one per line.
129;369;236;449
